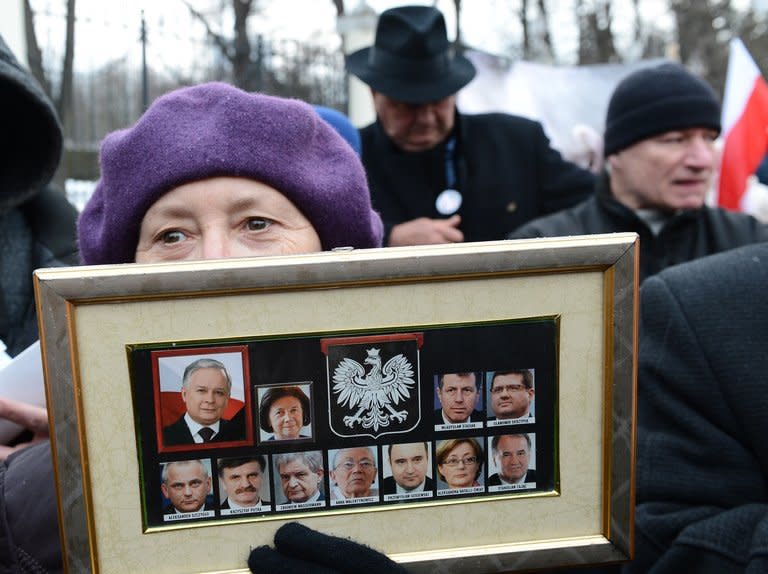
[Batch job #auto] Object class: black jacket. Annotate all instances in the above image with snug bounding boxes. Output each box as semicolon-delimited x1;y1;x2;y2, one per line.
488;469;537;486
381;475;435;495
0;442;60;574
360;112;595;243
162;413;246;446
509;173;768;281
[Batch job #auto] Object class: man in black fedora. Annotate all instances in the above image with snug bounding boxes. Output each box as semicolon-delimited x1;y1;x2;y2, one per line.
346;5;594;247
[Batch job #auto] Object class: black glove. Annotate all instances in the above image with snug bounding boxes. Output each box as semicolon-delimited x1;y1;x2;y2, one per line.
248;521;411;574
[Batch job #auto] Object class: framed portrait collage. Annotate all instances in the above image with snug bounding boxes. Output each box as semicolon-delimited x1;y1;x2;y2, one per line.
131;320;555;529
35;235;638;574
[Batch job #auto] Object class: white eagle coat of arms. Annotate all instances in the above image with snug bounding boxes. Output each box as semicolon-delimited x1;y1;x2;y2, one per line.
332;347;415;432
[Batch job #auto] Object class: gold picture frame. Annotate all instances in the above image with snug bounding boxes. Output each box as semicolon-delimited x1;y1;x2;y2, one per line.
34;234;638;574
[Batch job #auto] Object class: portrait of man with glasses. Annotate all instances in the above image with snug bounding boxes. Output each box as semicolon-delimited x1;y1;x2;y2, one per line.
487;369;535;426
434;372;485;430
436;438;485;495
329;446;379;505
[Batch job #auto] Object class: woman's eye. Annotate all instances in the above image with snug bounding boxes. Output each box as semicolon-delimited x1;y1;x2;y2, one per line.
245;217;271;232
159;230;186;244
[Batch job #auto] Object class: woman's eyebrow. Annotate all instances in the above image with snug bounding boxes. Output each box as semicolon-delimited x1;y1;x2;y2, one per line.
146;204;196;220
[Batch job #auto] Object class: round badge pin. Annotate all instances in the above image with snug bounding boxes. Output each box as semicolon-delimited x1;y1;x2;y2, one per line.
435;189;463;215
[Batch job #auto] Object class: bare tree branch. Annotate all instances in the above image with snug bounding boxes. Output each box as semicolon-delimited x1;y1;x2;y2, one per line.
182;0;233;59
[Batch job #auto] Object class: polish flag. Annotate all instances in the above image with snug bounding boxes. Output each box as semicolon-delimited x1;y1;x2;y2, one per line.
717;38;768;211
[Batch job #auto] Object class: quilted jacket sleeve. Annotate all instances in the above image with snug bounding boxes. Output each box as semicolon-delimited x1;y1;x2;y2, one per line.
0;441;61;574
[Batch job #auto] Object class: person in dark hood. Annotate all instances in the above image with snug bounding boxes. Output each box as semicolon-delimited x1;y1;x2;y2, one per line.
0;35;78;359
0;36;78;456
0;33;78;573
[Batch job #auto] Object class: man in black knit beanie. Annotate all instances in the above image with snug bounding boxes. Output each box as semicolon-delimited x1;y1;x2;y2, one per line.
510;62;768;281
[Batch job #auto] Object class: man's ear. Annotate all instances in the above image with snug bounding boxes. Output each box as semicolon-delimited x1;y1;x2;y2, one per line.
371;88;383;112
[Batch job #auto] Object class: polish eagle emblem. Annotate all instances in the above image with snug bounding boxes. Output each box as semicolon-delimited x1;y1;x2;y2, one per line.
332;347;416;432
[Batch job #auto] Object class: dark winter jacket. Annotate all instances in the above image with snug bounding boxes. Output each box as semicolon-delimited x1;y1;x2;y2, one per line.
0;442;60;574
0;35;78;357
625;242;768;573
360;112;595;244
509;172;768;281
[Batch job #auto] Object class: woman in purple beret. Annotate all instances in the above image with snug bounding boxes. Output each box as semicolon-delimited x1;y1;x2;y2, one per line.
79;81;382;265
0;82;413;574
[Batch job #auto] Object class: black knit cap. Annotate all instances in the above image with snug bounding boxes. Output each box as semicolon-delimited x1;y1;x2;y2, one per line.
603;62;721;156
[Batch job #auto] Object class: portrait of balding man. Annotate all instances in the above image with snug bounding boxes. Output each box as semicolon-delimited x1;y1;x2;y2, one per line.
161;459;215;520
488;433;537;491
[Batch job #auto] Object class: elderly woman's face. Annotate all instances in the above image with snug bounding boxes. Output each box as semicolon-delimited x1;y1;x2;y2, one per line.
135;177;322;263
269;395;304;440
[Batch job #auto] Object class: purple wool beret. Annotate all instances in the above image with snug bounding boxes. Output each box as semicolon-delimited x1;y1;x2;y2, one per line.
78;82;383;265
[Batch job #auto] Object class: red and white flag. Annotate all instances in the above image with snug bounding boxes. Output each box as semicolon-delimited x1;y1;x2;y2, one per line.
717;38;768;211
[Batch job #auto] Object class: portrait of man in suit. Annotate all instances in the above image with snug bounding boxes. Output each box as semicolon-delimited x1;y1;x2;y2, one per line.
488;433;536;488
162;357;245;446
161;459;215;516
218;456;270;515
487;369;535;423
382;442;434;498
274;451;325;507
434;372;484;427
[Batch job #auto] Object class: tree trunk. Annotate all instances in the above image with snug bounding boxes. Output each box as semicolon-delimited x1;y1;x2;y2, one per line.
537;0;554;61
58;0;76;125
23;0;52;99
232;0;254;90
453;0;462;50
520;0;530;58
595;1;618;62
631;0;642;43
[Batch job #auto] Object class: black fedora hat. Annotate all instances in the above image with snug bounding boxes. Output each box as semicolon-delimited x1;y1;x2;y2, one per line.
346;5;476;104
